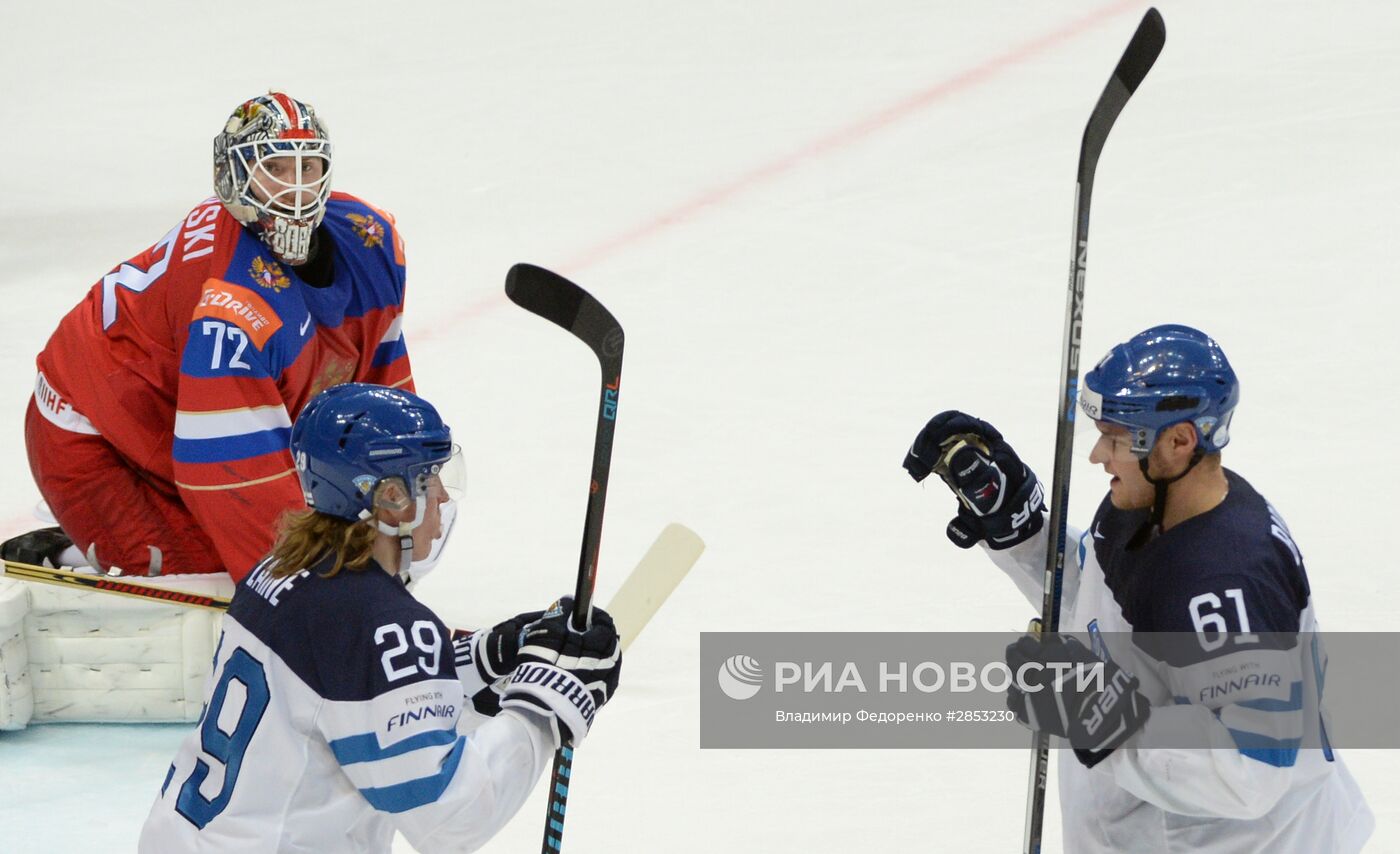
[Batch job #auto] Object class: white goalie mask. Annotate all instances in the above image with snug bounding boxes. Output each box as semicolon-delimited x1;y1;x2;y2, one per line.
213;92;333;265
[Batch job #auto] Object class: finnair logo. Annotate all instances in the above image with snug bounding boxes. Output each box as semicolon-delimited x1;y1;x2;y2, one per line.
718;655;764;700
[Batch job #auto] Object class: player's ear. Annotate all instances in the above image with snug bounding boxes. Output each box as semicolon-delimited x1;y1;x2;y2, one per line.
1166;422;1198;458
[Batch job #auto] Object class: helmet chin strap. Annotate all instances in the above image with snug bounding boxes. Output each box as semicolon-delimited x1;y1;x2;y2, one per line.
373;495;427;576
1129;448;1204;549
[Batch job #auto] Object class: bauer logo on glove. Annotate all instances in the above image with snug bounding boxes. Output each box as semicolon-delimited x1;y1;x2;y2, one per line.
1004;633;1150;769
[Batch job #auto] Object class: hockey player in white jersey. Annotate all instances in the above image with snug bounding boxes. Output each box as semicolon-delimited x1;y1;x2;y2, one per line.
904;325;1372;853
140;383;621;852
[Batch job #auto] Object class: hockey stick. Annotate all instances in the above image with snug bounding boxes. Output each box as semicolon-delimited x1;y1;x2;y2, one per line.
1;560;232;610
1022;10;1165;854
504;262;624;854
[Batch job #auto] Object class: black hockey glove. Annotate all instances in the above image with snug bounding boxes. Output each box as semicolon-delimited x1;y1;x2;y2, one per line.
500;597;622;749
1004;634;1150;769
452;609;546;717
903;411;1045;549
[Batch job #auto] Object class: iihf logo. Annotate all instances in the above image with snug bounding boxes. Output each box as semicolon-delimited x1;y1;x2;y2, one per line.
717;655;764;700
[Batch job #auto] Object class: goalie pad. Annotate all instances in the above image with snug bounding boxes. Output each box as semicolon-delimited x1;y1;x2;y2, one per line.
3;572;233;726
0;578;33;730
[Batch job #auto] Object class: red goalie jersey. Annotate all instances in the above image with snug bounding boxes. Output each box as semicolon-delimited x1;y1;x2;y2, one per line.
29;194;413;581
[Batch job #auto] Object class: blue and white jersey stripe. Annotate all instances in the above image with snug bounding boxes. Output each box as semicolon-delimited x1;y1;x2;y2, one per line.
173;406;293;464
372;315;407;368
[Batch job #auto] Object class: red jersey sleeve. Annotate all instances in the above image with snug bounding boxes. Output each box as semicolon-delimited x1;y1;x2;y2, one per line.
173;280;304;581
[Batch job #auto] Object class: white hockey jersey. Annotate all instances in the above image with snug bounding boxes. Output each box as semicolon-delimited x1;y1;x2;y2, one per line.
139;556;554;853
987;469;1373;854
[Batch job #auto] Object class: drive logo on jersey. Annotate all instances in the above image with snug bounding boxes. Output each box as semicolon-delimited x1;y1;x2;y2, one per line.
250;257;290;292
194;281;283;347
718;655;764;700
346;212;385;249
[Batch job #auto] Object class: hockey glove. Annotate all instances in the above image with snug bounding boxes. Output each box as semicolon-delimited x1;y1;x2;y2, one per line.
499;597;621;749
1004;633;1150;768
903;410;1045;550
451;609;546;717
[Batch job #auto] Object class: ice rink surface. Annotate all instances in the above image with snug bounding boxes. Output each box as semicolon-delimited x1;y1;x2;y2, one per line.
1;1;1397;851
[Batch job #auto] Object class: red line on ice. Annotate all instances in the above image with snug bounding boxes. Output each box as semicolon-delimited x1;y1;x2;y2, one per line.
424;0;1142;342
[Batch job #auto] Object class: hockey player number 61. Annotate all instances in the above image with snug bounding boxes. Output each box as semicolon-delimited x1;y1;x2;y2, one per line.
1188;588;1259;652
174;647;271;829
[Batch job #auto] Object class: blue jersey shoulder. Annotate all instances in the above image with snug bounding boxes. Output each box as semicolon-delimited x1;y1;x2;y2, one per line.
188;199;405;376
180;230;308;379
1091;469;1310;635
320;194;406;320
229;556;453;702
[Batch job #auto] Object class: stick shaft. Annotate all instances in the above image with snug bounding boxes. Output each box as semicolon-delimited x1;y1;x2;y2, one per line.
505;263;625;854
1023;10;1165;852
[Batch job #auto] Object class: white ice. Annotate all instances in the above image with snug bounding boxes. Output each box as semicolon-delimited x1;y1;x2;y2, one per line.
1;1;1396;851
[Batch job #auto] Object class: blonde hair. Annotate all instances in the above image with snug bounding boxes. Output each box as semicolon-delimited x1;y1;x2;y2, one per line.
267;509;378;579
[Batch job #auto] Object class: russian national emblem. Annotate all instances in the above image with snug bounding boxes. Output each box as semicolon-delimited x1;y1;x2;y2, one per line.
346;212;385;249
251;256;290;292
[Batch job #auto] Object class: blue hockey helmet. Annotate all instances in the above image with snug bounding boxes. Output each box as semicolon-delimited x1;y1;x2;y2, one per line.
290;383;460;522
1079;324;1239;457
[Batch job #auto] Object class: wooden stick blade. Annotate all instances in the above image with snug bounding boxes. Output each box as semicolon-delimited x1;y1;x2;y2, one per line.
606;523;704;652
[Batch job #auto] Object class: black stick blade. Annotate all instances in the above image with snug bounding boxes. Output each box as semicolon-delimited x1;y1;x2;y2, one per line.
505;263;624;367
1115;8;1166;94
1079;7;1166;178
506;263;586;330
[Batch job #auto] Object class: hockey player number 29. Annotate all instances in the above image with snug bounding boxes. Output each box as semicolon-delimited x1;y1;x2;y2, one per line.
375;621;441;682
175;647;271;829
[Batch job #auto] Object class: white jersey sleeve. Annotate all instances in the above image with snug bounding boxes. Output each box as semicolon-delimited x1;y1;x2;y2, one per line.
978;512;1085;618
1104;640;1313;821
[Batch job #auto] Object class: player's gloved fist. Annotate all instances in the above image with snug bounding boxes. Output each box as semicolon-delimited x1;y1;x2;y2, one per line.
1004;633;1150;769
499;596;622;750
903;410;1045;550
476;609;546;680
451;609;546;717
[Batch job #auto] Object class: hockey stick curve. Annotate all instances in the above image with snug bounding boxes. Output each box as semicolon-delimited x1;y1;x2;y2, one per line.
1022;9;1166;854
504;262;624;854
